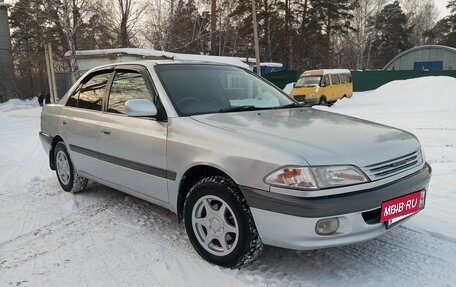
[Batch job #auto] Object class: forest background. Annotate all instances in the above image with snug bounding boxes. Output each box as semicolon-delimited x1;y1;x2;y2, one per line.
8;0;456;97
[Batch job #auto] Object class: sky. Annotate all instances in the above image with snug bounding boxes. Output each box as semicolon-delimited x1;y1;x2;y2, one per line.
434;0;451;17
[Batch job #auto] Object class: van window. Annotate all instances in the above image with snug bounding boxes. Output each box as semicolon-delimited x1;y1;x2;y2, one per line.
331;75;340;85
340;74;347;84
347;74;353;83
321;75;330;87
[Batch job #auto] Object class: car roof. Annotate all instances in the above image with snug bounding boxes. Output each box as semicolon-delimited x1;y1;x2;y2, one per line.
87;59;244;72
300;69;351;77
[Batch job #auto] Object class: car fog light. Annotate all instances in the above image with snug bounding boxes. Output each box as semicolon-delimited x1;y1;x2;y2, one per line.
316;218;339;235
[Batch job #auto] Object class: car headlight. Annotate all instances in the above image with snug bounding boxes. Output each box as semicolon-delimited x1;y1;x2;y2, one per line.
265;166;369;190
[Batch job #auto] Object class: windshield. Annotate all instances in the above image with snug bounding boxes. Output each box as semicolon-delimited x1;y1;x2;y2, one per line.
295;76;322;87
155;64;295;116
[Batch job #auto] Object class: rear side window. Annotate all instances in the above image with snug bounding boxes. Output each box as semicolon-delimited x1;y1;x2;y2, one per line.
107;71;152;114
340;74;347;84
66;86;80;107
347;74;353;83
331;75;340;85
66;71;111;110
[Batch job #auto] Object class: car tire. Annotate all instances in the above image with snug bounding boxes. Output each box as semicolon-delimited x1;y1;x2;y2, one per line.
183;176;263;268
54;142;88;193
319;97;327;106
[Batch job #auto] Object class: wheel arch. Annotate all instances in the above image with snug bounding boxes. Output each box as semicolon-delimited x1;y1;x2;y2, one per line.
177;165;237;221
49;135;64;170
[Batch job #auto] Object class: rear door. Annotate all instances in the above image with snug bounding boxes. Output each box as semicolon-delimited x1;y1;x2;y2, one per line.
96;66;169;203
61;70;113;176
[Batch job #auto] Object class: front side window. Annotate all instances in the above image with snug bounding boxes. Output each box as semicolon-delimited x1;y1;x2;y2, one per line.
321;75;330;87
107;71;152;114
75;72;111;110
155;64;294;116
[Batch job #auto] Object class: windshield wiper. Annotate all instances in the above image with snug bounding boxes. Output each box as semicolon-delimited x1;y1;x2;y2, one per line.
218;105;263;113
276;102;304;109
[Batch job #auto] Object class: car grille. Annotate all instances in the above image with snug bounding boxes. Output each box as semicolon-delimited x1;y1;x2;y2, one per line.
294;95;306;101
362;150;423;181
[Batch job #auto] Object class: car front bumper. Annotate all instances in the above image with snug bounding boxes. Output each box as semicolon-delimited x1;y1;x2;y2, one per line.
241;163;431;250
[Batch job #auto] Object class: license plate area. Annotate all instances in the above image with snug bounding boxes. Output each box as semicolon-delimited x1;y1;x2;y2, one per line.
381;190;424;229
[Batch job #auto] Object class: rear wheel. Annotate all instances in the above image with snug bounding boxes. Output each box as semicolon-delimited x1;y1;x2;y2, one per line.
183;176;263;268
54;142;88;193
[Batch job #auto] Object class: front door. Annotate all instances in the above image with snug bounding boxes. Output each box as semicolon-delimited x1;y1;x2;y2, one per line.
96;67;169;203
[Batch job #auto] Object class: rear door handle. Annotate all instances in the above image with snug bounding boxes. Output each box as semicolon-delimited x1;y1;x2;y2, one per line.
101;128;111;135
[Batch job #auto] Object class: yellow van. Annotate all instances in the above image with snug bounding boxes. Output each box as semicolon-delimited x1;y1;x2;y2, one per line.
291;69;353;106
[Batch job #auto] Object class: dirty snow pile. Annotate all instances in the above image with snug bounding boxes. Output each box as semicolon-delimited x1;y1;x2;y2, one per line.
1;76;456;287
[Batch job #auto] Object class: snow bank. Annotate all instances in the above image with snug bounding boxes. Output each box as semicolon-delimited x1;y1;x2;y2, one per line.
316;76;456;130
283;82;295;95
333;76;456;113
0;97;39;112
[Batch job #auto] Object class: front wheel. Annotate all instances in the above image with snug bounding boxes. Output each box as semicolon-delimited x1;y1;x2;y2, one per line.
54;142;88;193
183;176;263;268
319;97;328;106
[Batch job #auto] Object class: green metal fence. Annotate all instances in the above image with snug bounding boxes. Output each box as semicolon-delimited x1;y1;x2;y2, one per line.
263;70;456;91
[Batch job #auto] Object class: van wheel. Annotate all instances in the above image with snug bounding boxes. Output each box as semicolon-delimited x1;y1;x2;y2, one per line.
183;176;263;268
54;142;88;193
319;97;328;106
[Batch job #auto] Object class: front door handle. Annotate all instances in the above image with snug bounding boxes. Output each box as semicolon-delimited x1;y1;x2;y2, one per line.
101;128;111;135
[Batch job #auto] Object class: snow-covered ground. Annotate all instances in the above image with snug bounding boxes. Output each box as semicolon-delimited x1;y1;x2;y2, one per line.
1;76;455;287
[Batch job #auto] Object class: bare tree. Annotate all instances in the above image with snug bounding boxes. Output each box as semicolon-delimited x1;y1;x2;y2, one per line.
400;0;438;45
51;0;97;80
107;0;145;47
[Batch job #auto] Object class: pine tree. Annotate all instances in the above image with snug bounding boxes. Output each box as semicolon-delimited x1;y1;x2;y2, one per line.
10;0;64;97
370;1;412;68
424;0;456;47
167;0;209;54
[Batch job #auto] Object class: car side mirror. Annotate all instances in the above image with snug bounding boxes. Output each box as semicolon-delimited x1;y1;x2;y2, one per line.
125;99;158;117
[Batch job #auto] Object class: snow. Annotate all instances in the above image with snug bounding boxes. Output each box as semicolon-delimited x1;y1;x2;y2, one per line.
283;82;295;95
300;69;351;76
260;62;283;67
1;76;456;286
0;2;12;8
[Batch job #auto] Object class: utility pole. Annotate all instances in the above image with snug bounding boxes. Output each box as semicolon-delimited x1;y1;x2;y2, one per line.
0;0;16;101
251;0;261;76
284;0;289;70
45;44;58;103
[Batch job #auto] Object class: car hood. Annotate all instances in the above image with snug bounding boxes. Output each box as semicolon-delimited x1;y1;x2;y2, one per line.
191;108;420;167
